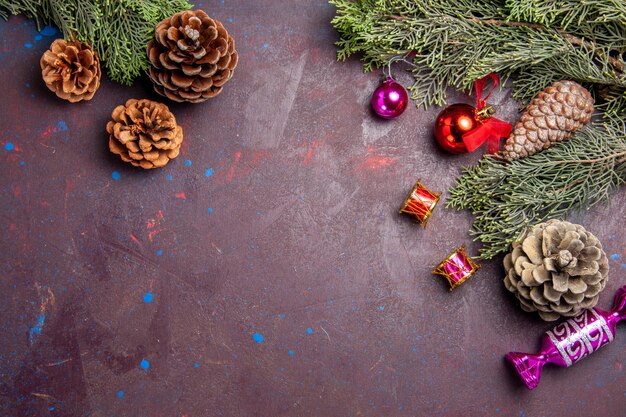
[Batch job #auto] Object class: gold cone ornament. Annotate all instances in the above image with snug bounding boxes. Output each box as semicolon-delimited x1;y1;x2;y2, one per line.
40;39;101;103
147;9;238;103
107;99;183;169
502;81;594;160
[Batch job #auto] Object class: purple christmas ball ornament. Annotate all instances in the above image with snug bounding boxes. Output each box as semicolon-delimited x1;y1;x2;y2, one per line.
370;77;408;119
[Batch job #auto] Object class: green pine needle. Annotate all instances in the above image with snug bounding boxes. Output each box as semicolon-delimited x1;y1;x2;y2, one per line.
0;0;192;85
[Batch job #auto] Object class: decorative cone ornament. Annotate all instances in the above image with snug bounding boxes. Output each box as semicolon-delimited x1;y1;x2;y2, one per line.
107;99;183;169
147;9;238;103
503;219;609;321
371;77;408;119
502;81;594;160
434;74;512;154
40;39;101;103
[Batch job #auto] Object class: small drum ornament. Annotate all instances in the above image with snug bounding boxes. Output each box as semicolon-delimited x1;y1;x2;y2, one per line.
399;181;441;226
432;246;480;290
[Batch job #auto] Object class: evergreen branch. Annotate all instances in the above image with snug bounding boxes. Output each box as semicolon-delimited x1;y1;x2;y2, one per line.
506;0;626;29
446;121;626;259
470;16;625;73
0;0;192;85
331;0;626;110
561;33;624;73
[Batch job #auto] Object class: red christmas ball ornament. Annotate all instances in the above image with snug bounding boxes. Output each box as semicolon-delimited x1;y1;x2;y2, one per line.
433;103;478;154
433;74;513;155
371;77;408;119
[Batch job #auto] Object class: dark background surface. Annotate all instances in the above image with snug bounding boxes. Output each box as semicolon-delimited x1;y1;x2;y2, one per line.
1;1;625;416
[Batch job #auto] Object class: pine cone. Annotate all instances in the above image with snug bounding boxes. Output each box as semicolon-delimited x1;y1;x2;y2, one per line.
147;9;238;103
40;39;101;103
502;81;594;160
503;219;609;321
107;99;183;169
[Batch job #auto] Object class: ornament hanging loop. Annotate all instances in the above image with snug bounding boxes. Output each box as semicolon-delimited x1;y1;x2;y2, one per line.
383;60;392;80
383;56;403;81
476;105;496;119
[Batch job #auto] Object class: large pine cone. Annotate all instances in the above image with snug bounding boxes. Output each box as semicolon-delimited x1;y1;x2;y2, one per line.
147;9;238;103
502;81;594;160
107;99;183;169
503;219;609;321
40;39;101;103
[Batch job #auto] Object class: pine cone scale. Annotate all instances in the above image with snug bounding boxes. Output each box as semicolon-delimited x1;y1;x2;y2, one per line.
179;91;201;101
532;266;550;284
217;53;232;68
126;141;140;153
198;65;217;77
182;64;202;76
78;49;93;65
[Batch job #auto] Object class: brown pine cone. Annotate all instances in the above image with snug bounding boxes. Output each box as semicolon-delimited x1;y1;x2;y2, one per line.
502;81;594;160
40;39;101;103
503;219;609;321
107;99;183;169
147;9;238;103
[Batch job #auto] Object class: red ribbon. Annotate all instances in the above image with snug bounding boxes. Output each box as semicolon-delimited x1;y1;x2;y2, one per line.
462;73;512;154
475;72;498;109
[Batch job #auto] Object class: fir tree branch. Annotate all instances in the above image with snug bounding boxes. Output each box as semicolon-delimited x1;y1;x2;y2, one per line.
546;150;626;165
470;16;625;73
505;0;626;29
446;121;626;259
331;0;626;110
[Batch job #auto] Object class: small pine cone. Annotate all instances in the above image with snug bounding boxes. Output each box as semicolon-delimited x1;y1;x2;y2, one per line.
503;219;609;321
502;81;594;160
147;9;238;103
107;99;183;169
40;39;101;103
